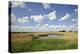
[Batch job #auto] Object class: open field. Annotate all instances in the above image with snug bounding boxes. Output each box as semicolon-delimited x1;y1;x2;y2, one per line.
11;32;78;53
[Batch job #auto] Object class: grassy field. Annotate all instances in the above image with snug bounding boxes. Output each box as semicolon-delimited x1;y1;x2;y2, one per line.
11;32;78;53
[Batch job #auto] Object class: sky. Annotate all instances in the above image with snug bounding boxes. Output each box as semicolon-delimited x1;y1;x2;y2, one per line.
10;1;78;32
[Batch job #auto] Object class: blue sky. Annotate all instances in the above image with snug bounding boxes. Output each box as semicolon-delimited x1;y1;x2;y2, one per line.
10;1;78;32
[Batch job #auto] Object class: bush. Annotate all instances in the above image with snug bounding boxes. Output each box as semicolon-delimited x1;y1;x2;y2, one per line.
59;30;66;32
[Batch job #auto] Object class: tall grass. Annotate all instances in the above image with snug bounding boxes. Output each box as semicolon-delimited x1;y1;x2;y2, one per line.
11;38;78;53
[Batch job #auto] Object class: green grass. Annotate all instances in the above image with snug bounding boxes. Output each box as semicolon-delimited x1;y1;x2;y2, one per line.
11;38;78;53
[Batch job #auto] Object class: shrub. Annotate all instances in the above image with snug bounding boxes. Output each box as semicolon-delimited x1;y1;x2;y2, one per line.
61;30;66;32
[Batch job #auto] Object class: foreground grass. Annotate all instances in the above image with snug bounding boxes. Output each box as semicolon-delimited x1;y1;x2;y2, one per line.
11;38;78;53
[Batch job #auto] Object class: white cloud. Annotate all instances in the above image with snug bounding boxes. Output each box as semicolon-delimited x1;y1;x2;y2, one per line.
36;24;50;32
18;16;30;23
39;25;68;32
72;19;75;21
71;18;78;31
47;11;56;20
11;25;33;32
59;13;70;21
75;9;78;12
42;3;50;9
75;18;78;23
31;24;49;32
48;25;77;32
11;1;25;8
11;24;78;32
28;8;32;11
69;24;78;31
11;13;16;25
52;25;66;31
49;25;55;28
34;24;61;32
43;24;48;27
42;24;49;30
31;15;45;23
11;25;20;32
72;18;78;22
21;26;33;32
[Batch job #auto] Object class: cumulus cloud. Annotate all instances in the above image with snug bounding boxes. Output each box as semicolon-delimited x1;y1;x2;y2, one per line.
72;19;75;21
46;11;56;20
31;15;45;23
11;1;25;8
51;25;66;31
36;24;69;32
59;13;70;21
49;25;55;28
42;3;50;9
72;18;78;22
53;25;77;32
34;24;63;32
11;24;78;32
75;18;78;23
10;14;78;32
69;24;78;31
11;13;16;25
75;9;78;12
34;24;50;32
11;25;20;32
71;18;78;31
28;8;32;11
11;25;33;32
18;16;30;23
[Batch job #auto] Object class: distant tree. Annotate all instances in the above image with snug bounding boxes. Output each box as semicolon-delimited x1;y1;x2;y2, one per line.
62;30;66;32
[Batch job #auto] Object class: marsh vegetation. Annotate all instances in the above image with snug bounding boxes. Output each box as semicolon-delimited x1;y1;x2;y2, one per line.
11;32;78;53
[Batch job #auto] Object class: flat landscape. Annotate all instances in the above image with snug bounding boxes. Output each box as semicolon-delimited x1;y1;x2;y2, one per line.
9;1;78;53
11;32;78;53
